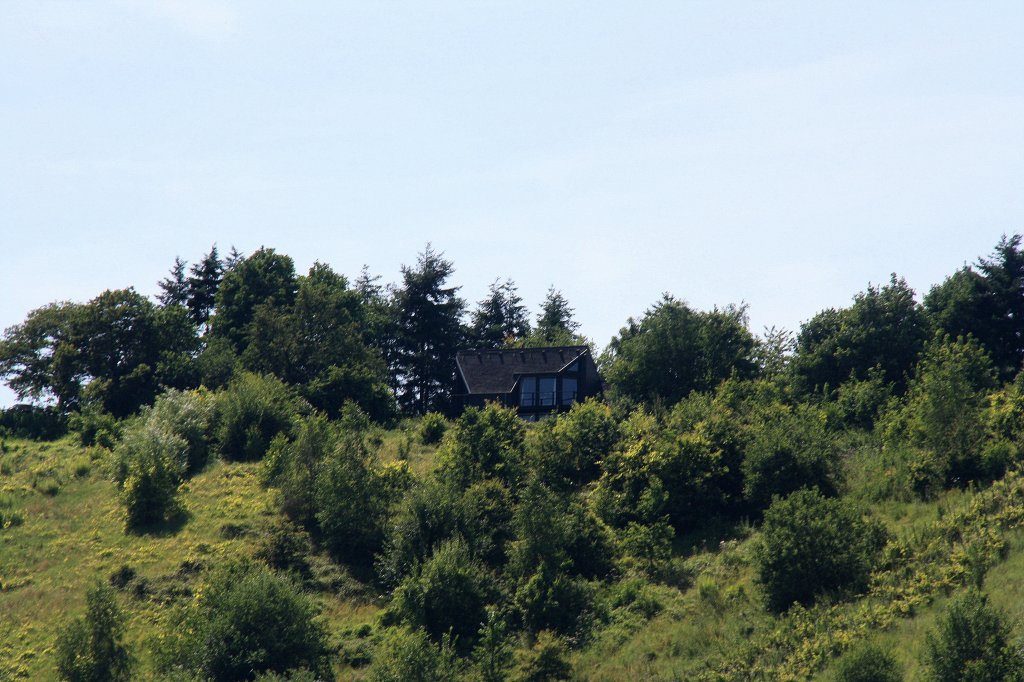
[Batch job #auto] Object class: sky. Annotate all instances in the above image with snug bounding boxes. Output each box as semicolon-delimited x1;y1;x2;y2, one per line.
1;1;1022;407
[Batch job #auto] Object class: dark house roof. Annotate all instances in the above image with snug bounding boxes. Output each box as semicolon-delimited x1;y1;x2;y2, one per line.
456;346;590;394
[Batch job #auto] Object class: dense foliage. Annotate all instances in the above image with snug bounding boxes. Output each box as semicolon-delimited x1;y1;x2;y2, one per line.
7;235;1024;679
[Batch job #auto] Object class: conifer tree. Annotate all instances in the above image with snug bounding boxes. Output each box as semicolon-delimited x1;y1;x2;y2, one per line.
157;257;189;308
471;278;531;348
393;245;466;414
187;245;224;327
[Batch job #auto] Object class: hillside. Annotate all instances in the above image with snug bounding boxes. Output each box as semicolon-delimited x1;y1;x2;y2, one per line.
5;421;1024;680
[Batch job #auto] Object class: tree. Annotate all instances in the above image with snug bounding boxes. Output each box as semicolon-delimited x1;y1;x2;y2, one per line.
55;582;132;682
792;275;928;396
213;247;298;353
391;536;497;652
368;627;458;682
0;301;84;411
523;287;583;347
186;245;224;327
157;257;189;308
313;411;396;566
928;235;1024;380
978;234;1024;377
393;245;466;414
471;278;531;347
924;590;1021;682
223;245;245;271
604;295;757;406
158;561;330;681
754;488;887;612
898;335;998;485
0;289;197;416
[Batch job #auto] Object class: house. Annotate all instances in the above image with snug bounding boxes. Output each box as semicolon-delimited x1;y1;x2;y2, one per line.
454;345;603;420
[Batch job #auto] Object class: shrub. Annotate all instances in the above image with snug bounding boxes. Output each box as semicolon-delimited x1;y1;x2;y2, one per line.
418;412;447;445
69;407;121;448
0;404;66;439
511;630;572;682
742;406;840;510
254;518;314;579
376;480;462;588
831;366;893;430
438;404;526;489
512;564;594;637
754;488;887;612
216;372;301;461
147;388;215;474
55;582;132;682
314;415;394;566
368;627;458;682
263;413;336;529
158;561;330;681
899;335;997;486
115;420;187;530
391;536;497;652
832;641;902;682
527;398;619;491
459;478;514;569
924;589;1022;682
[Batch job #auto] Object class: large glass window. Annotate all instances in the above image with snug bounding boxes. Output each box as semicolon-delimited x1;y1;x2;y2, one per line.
538;377;556;406
520;377;537;407
561;378;578;406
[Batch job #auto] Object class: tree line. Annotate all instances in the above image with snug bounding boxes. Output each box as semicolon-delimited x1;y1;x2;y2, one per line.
0;244;585;422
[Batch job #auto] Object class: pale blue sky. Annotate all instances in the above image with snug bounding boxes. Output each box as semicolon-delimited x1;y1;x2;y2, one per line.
1;2;1022;406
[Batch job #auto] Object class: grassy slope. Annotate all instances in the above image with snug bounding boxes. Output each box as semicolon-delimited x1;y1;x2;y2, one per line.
0;434;432;680
5;430;1024;681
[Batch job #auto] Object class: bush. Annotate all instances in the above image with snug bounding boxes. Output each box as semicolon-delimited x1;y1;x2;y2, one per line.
115;419;187;530
512;564;594;637
216;372;301;461
368;627;458;682
511;630;572;682
924;589;1022;682
592;415;728;531
313;414;396;566
899;335;997;486
69;407;121;449
376;480;462;589
754;488;887;612
832;641;902;682
146;388;215;474
157;561;330;681
418;412;447;445
742;407;840;510
438;404;526;489
527;398;619;491
55;582;132;682
263;413;336;530
392;536;497;652
0;404;66;439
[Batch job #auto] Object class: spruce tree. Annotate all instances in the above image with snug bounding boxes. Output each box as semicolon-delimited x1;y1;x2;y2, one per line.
527;286;582;346
187;245;224;326
471;278;531;348
393;245;466;414
157;257;189;308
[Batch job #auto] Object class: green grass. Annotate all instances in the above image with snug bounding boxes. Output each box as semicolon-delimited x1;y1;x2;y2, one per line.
0;437;395;680
6;429;1024;681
